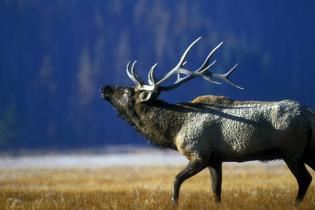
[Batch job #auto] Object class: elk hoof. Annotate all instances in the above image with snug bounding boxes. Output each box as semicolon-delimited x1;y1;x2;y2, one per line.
294;199;302;206
214;197;221;204
171;196;178;205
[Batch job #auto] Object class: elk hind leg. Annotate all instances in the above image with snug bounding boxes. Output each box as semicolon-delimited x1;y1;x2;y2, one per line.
208;162;222;203
284;158;312;205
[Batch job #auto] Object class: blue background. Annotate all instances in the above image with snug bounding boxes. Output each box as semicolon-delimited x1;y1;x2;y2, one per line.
1;0;315;150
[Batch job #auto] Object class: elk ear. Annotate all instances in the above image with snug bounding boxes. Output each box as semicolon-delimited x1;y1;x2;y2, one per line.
139;91;160;102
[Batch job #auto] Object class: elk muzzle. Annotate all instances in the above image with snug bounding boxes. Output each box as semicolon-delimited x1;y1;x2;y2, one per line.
100;85;113;101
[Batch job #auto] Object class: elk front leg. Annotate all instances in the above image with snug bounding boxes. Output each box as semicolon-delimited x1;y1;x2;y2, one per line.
284;158;312;205
208;162;222;203
172;159;206;204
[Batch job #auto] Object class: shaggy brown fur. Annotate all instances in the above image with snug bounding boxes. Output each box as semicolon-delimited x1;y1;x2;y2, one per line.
192;95;277;106
192;95;234;105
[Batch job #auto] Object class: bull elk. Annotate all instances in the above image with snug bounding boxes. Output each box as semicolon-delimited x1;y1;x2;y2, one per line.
101;37;315;205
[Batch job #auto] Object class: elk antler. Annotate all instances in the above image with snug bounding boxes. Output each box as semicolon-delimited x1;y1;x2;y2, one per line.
126;37;243;95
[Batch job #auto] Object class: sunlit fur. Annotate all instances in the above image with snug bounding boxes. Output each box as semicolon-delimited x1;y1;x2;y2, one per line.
181;95;315;163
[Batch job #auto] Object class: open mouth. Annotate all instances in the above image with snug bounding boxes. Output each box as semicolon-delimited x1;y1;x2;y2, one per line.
101;93;111;101
101;93;106;98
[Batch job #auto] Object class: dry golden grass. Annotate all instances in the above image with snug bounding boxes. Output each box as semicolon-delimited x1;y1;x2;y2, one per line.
0;163;315;210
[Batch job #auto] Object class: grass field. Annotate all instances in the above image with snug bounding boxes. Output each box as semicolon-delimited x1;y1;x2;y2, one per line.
1;163;315;210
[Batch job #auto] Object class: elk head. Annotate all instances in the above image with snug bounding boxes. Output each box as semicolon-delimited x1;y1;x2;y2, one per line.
101;37;243;114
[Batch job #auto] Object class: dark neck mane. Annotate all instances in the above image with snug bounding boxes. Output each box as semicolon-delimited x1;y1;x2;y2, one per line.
124;100;186;149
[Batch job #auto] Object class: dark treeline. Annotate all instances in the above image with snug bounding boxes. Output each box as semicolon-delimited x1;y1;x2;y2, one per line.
1;0;315;149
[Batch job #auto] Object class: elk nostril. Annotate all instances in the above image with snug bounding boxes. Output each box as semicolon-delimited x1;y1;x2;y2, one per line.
100;85;110;93
100;86;114;100
101;86;110;100
100;86;105;95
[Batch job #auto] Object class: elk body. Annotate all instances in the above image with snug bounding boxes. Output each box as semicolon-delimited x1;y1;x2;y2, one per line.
101;37;315;205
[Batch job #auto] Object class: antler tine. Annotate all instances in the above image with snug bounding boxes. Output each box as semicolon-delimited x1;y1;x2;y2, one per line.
176;37;202;69
212;63;244;89
130;60;145;87
126;37;242;93
197;60;222;84
157;48;243;91
156;37;202;85
148;63;158;86
158;60;221;91
126;61;138;85
197;42;223;72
